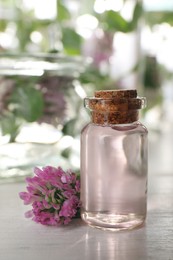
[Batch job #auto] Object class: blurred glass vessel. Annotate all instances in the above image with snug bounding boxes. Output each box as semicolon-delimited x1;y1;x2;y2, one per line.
0;53;87;182
81;89;148;231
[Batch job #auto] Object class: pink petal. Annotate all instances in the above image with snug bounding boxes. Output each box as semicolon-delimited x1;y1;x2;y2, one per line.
25;210;33;218
19;192;33;205
61;175;67;183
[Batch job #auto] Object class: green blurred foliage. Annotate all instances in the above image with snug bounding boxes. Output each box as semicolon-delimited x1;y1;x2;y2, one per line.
102;11;131;32
97;1;143;32
57;0;71;21
62;28;82;55
0;112;21;142
145;11;173;26
9;86;44;122
143;56;161;90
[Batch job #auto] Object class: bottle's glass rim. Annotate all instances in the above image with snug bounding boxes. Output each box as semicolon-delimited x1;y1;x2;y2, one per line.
84;97;147;111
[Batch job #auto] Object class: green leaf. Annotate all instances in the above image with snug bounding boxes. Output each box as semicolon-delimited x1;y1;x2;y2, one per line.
62;28;81;55
57;1;71;21
0;113;20;142
145;11;173;26
103;11;130;32
62;119;77;137
9;86;44;122
79;66;111;88
0;20;7;31
129;2;143;30
61;147;71;159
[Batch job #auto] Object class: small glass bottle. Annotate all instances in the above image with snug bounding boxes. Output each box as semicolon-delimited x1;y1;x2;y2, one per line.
80;89;148;230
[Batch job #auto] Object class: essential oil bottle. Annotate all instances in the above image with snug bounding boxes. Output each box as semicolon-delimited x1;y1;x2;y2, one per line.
80;89;148;230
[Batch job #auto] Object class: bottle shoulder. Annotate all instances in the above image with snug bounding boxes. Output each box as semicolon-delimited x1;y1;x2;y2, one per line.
81;122;148;136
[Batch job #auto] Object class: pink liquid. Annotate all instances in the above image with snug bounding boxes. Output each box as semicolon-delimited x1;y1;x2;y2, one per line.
80;122;148;230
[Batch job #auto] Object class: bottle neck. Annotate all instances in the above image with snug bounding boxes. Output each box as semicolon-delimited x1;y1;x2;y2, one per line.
91;110;139;125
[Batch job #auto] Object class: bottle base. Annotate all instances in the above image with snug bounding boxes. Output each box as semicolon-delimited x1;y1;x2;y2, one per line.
81;210;145;231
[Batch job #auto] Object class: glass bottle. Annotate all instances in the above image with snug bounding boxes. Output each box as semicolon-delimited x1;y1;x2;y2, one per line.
80;89;148;231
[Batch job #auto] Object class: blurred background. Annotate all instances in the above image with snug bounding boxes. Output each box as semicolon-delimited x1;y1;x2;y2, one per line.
0;0;173;181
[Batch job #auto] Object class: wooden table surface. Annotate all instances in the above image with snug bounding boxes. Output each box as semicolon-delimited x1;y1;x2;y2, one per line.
0;129;173;260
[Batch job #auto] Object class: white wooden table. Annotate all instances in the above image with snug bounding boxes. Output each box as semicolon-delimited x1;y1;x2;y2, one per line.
0;171;173;260
1;127;173;260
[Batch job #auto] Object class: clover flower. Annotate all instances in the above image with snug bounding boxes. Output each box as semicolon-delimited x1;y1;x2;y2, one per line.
19;166;80;226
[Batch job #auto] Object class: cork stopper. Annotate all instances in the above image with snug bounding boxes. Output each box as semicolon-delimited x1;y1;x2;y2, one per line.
95;89;137;99
85;89;146;125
